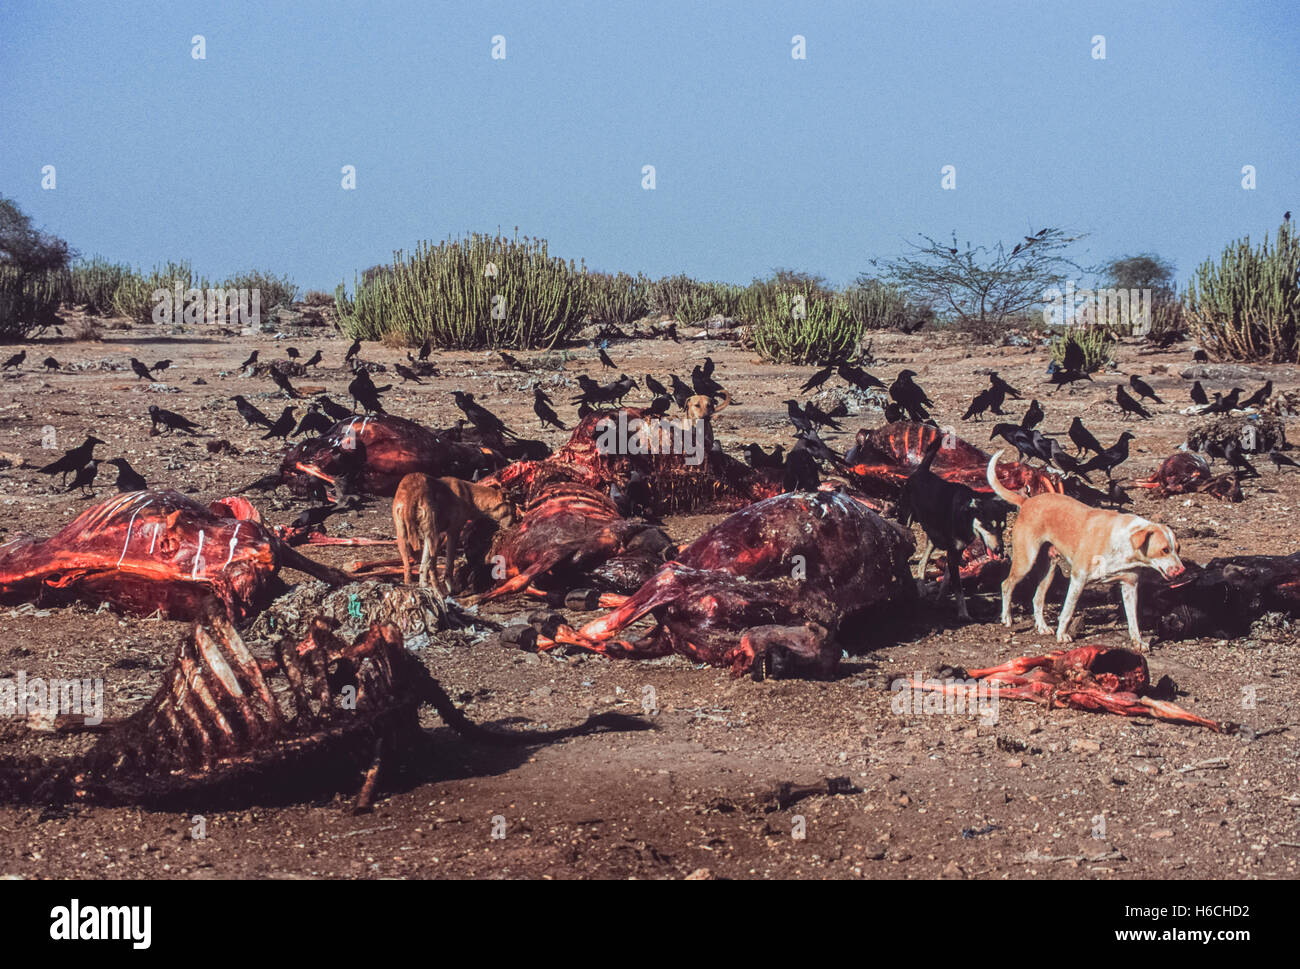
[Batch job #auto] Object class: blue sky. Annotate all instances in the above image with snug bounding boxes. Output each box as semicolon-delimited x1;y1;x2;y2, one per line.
1;1;1296;292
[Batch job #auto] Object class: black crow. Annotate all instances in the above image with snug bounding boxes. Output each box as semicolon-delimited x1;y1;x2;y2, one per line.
303;349;322;368
1223;440;1260;479
691;365;724;398
743;443;784;470
148;404;200;435
453;391;510;437
1116;384;1151;420
348;369;388;413
645;375;669;398
151;359;172;374
38;436;105;485
106;457;147;492
598;347;616;370
268;365;299;398
669;375;693;409
317;395;352;422
2;350;26;370
962;387;998;421
889;370;932;422
417;339;431;361
534;387;565;430
1020;399;1044;430
646;395;671;417
802;400;842;431
1241;380;1272;410
262;406;296;440
42;356;59;371
1068;416;1104;456
782;448;821;492
233;395;272;428
498;351;525;371
130;357;154;381
1218;387;1244;413
1129;374;1163;404
293;404;333;438
1046;362;1092;392
1190;381;1208;406
800;366;834;394
1193;348;1209;363
394;363;424;383
702;356;716;378
989;372;1023;400
238;349;258;370
784;399;813;434
66;460;99;497
345;339;362;362
837;363;885;391
1079;432;1135;478
1268;450;1300;472
285;347;300;360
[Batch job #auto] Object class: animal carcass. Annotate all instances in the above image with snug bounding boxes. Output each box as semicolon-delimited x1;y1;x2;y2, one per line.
0;490;346;620
1133;452;1242;501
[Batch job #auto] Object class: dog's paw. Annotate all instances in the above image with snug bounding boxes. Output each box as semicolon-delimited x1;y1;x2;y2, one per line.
1134;638;1152;653
1056;632;1074;643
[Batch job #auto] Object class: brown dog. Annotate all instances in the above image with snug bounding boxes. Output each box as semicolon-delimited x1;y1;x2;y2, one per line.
392;474;516;595
684;390;730;422
987;451;1184;649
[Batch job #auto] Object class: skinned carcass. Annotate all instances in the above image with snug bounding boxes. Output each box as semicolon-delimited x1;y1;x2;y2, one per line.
530;490;916;679
0;490;347;621
0;604;647;809
1133;452;1242;502
480;481;675;601
847;422;1063;499
486;408;784;514
904;645;1243;733
263;415;506;497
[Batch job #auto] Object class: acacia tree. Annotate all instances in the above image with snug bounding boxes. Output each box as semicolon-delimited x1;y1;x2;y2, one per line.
873;228;1088;334
0;197;73;273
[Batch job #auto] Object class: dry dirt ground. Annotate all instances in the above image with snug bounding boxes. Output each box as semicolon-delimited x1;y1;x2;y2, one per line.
1;315;1297;880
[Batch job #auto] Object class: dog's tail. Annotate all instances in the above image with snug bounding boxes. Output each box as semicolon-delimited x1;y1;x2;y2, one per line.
917;437;943;473
986;450;1026;507
711;390;731;414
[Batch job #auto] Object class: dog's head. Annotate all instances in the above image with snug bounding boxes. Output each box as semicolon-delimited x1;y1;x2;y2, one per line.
1131;521;1184;579
685;394;715;421
970;495;1011;554
475;484;518;526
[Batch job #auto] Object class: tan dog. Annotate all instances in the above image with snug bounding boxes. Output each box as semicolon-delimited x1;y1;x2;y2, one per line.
987;451;1184;649
684;390;730;421
392;474;516;595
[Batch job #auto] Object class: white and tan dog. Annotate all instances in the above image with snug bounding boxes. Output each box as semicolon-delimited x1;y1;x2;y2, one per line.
987;451;1184;649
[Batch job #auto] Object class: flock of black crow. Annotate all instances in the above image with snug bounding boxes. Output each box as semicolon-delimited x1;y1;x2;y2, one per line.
9;326;1294;510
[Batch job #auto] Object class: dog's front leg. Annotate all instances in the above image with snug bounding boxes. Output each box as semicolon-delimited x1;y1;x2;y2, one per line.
1032;560;1058;634
949;554;970;621
1119;579;1148;651
1054;574;1086;642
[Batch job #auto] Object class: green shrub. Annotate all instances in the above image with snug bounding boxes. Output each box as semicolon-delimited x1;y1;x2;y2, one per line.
1050;324;1116;373
336;232;589;349
646;274;743;322
1186;219;1300;362
0;266;63;339
751;289;864;365
222;269;299;311
840;277;928;332
587;271;649;326
112;261;207;325
68;257;132;315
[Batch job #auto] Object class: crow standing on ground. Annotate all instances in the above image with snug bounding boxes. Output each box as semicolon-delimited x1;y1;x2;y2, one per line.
802;400;843;431
130;357;155;381
1116;384;1152;420
285;347;300;361
1020;399;1044;430
262;406;296;441
889;370;932;422
669;375;693;410
42;356;60;372
1241;380;1273;410
38;436;105;485
394;363;424;383
1189;381;1209;406
151;359;171;375
1068;416;1104;456
348;369;388;414
534;386;565;430
645;375;669;398
416;339;431;362
149;404;201;435
233;395;273;428
268;365;299;398
293;404;333;438
345;339;362;363
238;349;258;370
598;347;616;370
317;395;352;422
1268;450;1300;473
691;365;725;399
838;363;885;392
784;400;813;435
800;366;834;394
1079;432;1135;478
452;391;511;438
1128;374;1163;404
303;349;322;368
65;460;100;497
962;387;999;421
106;457;147;492
3;350;26;370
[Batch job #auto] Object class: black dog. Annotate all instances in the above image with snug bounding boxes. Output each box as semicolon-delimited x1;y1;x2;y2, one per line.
899;442;1009;620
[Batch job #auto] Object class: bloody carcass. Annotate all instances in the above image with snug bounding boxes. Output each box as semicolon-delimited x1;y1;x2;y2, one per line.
530;490;916;678
480;481;675;600
0;605;646;808
847;422;1064;499
905;645;1241;732
1133;452;1242;502
486;408;783;514
269;415;506;497
0;490;347;621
